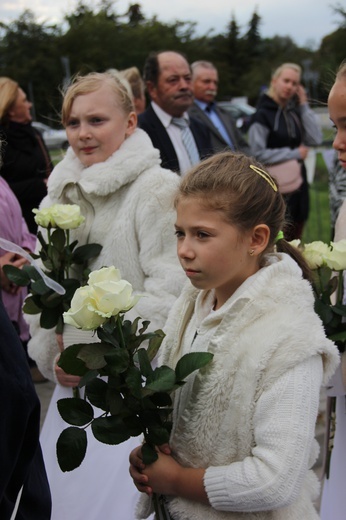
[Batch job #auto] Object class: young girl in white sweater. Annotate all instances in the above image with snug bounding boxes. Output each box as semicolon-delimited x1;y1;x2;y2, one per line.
130;151;339;520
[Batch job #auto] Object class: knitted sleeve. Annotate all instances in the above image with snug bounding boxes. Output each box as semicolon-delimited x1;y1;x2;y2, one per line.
204;355;322;512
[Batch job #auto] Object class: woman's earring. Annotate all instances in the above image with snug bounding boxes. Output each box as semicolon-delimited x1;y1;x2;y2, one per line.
249;249;255;256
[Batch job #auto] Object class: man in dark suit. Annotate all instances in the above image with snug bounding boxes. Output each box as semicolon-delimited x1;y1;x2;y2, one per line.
188;60;250;155
138;51;211;174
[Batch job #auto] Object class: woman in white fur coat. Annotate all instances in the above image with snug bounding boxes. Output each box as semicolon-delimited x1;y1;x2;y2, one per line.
27;72;185;520
130;152;339;520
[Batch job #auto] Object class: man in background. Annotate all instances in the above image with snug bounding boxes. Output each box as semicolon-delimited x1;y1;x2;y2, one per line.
188;60;250;154
138;51;211;174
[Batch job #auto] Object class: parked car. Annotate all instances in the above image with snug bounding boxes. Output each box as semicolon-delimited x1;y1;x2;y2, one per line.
32;122;69;150
217;101;256;133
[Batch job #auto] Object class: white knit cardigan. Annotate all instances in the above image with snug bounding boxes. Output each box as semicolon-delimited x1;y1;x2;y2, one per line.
137;254;339;520
27;128;186;381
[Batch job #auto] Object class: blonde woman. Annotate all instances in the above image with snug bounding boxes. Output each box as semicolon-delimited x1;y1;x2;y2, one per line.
248;63;322;240
27;72;185;520
0;77;52;233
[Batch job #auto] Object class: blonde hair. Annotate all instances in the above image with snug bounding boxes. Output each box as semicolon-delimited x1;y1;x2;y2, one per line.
61;72;135;127
175;151;312;279
0;77;19;124
268;63;301;98
118;67;145;101
336;60;346;81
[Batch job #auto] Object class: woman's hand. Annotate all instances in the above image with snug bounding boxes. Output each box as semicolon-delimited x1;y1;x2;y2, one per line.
54;335;81;387
298;144;309;160
0;252;28;294
297;84;308;105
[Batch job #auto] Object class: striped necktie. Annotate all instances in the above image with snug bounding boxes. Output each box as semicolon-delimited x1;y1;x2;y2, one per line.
171;117;200;166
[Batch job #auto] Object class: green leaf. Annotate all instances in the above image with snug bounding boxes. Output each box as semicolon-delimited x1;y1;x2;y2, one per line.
97;324;119;348
85;378;109;410
40;306;61;329
146;330;165;361
72;243;103;264
2;265;31;286
58;344;89;376
91;416;130;445
123;415;143;436
57;397;94;426
329;331;346;343
22;296;42;315
47;243;61;270
31;278;52;295
56;427;87;472
125;366;143;399
315;298;334;325
108;390;125;415
143;366;176;394
175;352;214;381
149;392;172;407
51;227;66;251
77;343;114;370
137;348;153;378
146;425;170;446
104;348;130;374
141;442;158;464
79;369;99;388
22;264;42;281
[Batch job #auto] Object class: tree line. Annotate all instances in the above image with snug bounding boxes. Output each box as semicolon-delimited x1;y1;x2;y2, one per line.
0;1;345;127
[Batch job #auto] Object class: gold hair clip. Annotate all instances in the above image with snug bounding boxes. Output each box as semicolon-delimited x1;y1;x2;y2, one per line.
249;165;278;192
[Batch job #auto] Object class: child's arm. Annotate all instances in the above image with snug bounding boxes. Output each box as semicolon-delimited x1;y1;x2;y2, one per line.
130;445;209;504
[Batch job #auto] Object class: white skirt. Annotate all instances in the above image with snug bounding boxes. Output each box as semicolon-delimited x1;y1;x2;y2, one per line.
41;383;149;520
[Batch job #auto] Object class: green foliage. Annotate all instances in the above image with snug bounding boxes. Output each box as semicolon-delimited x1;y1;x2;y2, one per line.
0;4;343;119
3;226;102;333
57;315;214;471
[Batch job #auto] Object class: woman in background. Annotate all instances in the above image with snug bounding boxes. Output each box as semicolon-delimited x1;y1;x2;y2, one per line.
0;77;52;233
248;63;322;240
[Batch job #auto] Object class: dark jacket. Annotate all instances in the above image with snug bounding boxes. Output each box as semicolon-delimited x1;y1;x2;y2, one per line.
138;104;212;173
0;299;51;520
0;121;52;233
188;101;250;155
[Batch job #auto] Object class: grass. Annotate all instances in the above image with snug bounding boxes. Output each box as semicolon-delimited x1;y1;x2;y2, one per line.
303;151;331;244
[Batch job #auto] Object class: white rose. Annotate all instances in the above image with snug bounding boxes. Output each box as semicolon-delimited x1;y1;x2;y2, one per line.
303;241;331;269
288;239;301;249
63;286;107;331
326;239;346;270
33;207;56;228
50;204;85;229
88;266;140;318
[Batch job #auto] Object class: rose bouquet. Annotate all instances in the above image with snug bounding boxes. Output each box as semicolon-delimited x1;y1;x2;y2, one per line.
290;238;346;478
3;204;102;333
55;266;213;476
291;239;346;353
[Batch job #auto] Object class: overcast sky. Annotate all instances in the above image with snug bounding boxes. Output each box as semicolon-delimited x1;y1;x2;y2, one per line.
0;0;341;49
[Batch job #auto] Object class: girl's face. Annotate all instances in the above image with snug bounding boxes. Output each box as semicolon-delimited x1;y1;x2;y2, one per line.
175;197;261;310
271;67;300;106
65;83;137;167
9;88;32;124
328;78;346;169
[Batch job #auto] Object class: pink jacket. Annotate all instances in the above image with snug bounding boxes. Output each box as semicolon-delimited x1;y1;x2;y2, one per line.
0;177;36;340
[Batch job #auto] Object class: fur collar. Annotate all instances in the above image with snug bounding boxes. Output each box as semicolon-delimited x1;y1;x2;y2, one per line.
47;128;161;200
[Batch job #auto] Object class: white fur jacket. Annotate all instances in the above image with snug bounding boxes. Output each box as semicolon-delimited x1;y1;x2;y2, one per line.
137;254;339;520
27;128;186;381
